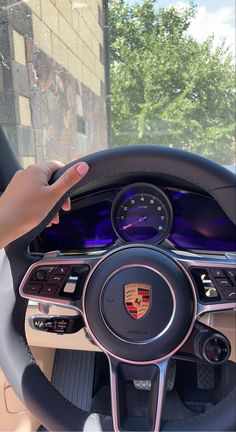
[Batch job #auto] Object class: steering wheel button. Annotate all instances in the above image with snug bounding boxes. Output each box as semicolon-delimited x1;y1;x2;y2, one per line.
40;285;58;296
34;270;47;281
49;274;65;282
24;284;42;294
215;278;232;287
63;282;76;294
53;266;69;275
211;269;225;278
225;269;236;281
32;267;54;281
221;288;236;301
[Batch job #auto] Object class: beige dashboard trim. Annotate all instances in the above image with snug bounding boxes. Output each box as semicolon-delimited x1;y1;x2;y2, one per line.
25;305;235;361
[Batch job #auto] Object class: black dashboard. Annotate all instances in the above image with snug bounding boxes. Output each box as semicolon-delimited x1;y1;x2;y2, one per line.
31;181;236;254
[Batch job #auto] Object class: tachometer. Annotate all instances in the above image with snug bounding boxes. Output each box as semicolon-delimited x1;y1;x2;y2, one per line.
112;183;173;244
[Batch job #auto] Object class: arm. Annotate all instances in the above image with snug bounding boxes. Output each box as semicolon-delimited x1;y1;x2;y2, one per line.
0;160;89;249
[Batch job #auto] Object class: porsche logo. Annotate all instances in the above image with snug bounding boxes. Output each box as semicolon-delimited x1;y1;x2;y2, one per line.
124;283;151;320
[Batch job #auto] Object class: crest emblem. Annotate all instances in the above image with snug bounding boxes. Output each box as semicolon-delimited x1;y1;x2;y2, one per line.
124;283;151;320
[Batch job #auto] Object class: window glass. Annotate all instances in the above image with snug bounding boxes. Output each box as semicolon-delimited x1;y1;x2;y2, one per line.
0;0;235;167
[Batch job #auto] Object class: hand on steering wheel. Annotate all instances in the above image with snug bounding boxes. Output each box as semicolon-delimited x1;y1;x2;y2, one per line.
0;160;89;249
1;146;235;432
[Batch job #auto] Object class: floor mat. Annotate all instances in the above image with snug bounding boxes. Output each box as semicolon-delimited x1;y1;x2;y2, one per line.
91;384;196;421
51;349;95;412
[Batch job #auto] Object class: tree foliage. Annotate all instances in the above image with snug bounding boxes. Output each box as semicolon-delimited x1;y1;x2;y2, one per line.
109;0;235;164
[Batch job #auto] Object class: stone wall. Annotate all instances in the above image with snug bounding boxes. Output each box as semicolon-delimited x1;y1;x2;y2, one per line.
27;42;107;162
0;0;107;167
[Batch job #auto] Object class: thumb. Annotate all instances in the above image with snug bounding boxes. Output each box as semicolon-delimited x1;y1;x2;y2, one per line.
50;161;89;199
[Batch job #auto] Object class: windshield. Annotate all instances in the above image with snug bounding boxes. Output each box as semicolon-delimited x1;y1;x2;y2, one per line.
0;0;235;167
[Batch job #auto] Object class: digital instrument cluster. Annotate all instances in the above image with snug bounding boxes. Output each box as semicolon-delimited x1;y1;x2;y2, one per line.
34;183;236;253
111;183;173;244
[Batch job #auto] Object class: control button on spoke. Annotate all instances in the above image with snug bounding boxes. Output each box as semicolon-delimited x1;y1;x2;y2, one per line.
221;288;236;301
63;282;76;294
34;270;47;281
24;284;42;294
211;269;225;278
225;269;236;281
215;278;232;287
50;274;65;282
33;267;54;281
53;266;69;275
40;285;58;296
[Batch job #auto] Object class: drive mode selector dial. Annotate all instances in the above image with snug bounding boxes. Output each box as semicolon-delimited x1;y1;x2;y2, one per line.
84;245;195;363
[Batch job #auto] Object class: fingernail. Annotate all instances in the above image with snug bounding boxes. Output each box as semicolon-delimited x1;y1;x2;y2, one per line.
77;162;89;176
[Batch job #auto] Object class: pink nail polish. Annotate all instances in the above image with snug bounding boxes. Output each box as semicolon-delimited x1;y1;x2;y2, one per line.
77;162;89;176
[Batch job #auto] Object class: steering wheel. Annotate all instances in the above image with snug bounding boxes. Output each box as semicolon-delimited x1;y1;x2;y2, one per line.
0;146;236;431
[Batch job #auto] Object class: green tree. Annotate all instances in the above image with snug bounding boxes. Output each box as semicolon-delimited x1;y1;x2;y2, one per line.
109;0;235;164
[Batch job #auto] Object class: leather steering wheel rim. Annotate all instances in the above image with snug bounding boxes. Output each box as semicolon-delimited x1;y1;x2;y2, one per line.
0;146;235;431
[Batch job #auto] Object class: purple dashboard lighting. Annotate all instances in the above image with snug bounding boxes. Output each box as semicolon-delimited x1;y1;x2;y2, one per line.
167;190;236;252
34;189;236;253
84;239;114;247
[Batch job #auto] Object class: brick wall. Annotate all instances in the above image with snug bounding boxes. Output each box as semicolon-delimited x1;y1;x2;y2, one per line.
0;0;108;167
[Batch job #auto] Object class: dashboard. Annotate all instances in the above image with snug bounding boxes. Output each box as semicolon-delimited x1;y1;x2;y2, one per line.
31;181;236;254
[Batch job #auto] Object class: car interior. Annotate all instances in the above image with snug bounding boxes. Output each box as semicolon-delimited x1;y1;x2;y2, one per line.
0;133;235;431
0;0;235;431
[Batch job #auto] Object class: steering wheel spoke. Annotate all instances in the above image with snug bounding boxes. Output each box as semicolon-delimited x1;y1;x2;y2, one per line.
107;355;170;432
19;253;102;312
173;252;236;317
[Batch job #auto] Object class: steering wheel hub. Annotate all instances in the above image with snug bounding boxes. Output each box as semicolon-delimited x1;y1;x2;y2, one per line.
84;245;195;363
101;265;175;342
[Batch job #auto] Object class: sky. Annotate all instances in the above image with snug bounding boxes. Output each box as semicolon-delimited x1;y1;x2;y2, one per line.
127;0;235;59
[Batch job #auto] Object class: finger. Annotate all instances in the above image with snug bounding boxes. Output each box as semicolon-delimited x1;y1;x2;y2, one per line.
50;161;89;199
62;198;71;211
37;160;65;182
50;213;60;224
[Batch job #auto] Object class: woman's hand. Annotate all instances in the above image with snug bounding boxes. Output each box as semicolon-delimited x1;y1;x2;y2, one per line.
0;160;89;249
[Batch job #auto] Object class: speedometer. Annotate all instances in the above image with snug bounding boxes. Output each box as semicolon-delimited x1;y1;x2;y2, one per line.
112;183;173;244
